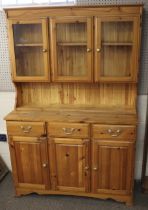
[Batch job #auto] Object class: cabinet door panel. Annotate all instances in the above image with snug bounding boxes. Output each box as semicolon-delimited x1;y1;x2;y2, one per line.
9;136;50;190
9;19;49;81
50;17;93;82
95;16;140;82
50;138;90;192
92;140;134;195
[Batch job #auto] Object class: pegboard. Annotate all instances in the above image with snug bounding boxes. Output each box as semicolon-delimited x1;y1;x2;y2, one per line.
77;0;143;5
0;10;14;91
0;0;148;94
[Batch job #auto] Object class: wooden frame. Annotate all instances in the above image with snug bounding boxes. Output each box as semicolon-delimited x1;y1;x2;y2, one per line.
9;136;50;189
94;16;140;83
49;138;90;192
91;140;134;195
8;19;50;82
50;16;93;82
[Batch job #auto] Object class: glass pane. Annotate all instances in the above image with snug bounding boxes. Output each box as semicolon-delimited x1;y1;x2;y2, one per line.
102;21;133;43
13;23;45;77
15;46;44;76
56;22;87;43
13;23;43;44
57;46;87;76
56;22;88;77
101;21;133;77
101;46;132;77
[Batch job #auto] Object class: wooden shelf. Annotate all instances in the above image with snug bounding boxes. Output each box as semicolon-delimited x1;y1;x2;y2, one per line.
5;105;137;125
15;43;43;47
102;42;133;46
57;42;87;46
15;104;136;114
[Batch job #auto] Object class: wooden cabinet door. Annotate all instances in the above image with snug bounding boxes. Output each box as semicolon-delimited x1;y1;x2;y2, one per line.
9;19;49;82
92;140;134;195
95;16;140;82
50;17;93;82
9;136;50;190
49;138;90;192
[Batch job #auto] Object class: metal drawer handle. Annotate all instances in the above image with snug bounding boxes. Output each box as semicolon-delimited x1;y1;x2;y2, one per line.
107;129;121;137
62;128;76;135
20;125;32;133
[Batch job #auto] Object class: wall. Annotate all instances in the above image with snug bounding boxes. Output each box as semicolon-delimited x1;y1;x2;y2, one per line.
0;92;15;170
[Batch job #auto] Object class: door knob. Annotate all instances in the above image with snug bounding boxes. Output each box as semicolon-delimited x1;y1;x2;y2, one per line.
96;48;101;52
42;49;47;52
87;48;92;52
42;163;47;168
85;166;89;170
93;167;98;171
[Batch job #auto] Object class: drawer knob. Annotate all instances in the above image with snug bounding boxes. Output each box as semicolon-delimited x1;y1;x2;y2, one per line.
62;128;76;135
107;129;121;137
20;125;32;133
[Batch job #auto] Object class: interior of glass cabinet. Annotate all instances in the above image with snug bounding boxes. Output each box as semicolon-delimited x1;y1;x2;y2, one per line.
13;23;45;77
56;22;88;77
101;21;133;77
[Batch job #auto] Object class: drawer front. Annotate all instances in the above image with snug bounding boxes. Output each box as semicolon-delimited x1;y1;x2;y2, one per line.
92;125;136;140
48;122;89;138
7;121;45;137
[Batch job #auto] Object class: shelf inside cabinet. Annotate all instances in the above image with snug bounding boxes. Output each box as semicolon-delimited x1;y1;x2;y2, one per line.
15;43;43;47
102;42;133;46
57;42;87;46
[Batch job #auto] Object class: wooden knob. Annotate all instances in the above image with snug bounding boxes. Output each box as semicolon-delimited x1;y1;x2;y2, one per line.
42;163;47;168
85;166;89;170
87;48;91;52
42;49;47;52
96;48;101;52
93;167;98;171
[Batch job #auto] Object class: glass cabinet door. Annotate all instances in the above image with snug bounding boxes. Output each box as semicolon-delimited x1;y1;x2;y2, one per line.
50;17;93;82
9;19;49;81
95;17;140;82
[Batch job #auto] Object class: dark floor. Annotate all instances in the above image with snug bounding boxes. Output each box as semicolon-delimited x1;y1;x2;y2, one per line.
0;173;148;210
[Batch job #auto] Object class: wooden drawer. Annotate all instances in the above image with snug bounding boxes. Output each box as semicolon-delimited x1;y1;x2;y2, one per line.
48;122;89;138
92;125;136;140
7;121;45;137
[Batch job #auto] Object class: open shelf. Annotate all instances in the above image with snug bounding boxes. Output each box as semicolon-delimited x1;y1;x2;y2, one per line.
15;104;136;115
5;104;137;125
15;43;43;47
57;42;87;46
102;42;133;46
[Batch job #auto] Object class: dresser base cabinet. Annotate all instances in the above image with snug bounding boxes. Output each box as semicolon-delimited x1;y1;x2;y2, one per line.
5;4;142;206
7;120;136;206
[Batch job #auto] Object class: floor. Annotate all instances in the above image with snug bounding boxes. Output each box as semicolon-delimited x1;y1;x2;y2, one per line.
0;173;148;210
